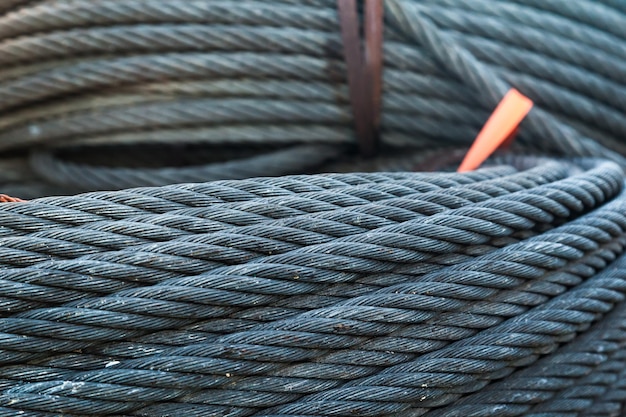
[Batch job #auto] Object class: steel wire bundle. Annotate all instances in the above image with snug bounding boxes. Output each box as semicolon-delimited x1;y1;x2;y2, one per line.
0;157;624;416
0;0;624;196
1;1;626;416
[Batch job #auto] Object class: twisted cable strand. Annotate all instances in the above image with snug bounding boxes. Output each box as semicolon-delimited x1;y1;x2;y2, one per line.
386;0;626;165
257;255;626;417
0;1;623;192
1;208;620;412
0;161;611;319
579;354;626;417
0;169;497;234
0;162;562;267
423;297;626;417
0;162;624;412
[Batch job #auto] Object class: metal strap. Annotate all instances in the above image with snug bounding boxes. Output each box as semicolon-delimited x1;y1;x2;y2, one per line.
337;0;384;157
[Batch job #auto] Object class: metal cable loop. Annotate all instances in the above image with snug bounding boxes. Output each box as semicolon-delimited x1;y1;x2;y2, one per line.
0;161;611;317
0;160;624;415
0;167;510;236
0;161;565;266
423;292;626;417
0;1;624;194
1;211;624;412
0;1;626;415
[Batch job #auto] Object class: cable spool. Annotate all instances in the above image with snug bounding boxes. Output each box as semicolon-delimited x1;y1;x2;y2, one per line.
0;1;623;196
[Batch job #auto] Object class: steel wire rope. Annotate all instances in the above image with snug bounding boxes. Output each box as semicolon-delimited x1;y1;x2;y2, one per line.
0;1;626;416
0;1;624;194
4;158;625;415
0;186;620;412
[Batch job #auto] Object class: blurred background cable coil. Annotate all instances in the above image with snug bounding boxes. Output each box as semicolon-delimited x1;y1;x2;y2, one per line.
0;1;626;416
0;0;624;196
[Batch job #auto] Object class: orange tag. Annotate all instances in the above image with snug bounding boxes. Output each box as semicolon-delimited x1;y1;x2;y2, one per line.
0;194;25;203
458;89;533;172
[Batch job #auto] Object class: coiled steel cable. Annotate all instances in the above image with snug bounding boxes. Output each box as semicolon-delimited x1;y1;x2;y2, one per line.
0;0;624;195
1;158;626;415
1;1;626;416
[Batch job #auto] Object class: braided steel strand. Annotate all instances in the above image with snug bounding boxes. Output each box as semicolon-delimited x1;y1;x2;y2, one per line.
0;191;623;407
0;162;563;268
0;169;496;235
256;255;626;417
0;170;620;412
0;170;507;254
0;164;570;323
29;144;344;190
1;17;621;134
0;69;476;147
0;24;350;65
420;0;626;58
507;0;626;39
0;202;616;374
0;52;347;116
0;1;341;40
0;167;620;408
418;0;626;95
579;354;626;417
0;162;613;320
6;92;489;144
0;84;489;154
0;1;622;102
386;0;626;164
422;299;626;416
5;19;624;123
526;349;626;416
19;229;624;398
0;170;567;316
0;4;616;128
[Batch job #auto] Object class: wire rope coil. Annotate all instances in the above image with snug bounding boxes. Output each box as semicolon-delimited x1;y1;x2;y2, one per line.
1;1;626;416
0;0;623;196
0;157;625;416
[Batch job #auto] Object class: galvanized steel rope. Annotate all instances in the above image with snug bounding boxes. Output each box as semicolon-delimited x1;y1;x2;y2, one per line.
1;1;626;416
0;0;625;196
0;157;626;416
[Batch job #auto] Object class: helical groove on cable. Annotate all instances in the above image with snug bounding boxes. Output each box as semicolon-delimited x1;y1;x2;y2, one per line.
0;1;626;416
0;158;624;415
0;0;623;195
